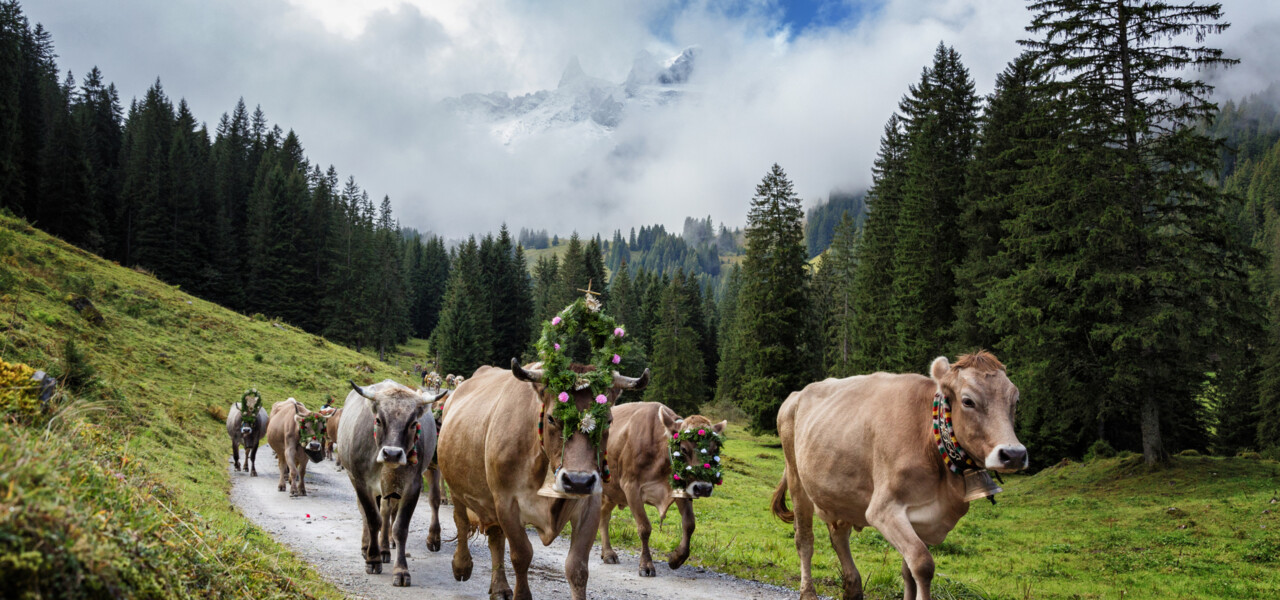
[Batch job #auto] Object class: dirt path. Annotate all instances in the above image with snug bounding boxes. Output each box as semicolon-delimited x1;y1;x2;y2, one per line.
230;455;798;600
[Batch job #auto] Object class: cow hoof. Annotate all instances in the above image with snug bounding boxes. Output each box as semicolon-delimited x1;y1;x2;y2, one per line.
601;551;619;565
667;551;689;570
426;537;441;553
639;564;656;577
453;560;473;582
393;572;410;587
278;485;286;492
490;589;513;600
381;551;391;564
366;562;382;575
250;470;257;477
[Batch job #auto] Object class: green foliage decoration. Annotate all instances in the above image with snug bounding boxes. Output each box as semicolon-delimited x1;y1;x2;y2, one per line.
534;296;630;447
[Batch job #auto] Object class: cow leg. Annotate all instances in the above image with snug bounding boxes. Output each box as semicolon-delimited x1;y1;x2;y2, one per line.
426;468;443;552
379;496;396;562
450;496;474;582
599;497;618;564
565;496;601;600
791;478;819;600
496;498;533;600
626;494;656;577
232;439;241;472
296;458;308;496
827;521;863;600
248;442;259;477
867;502;933;600
485;525;512;600
391;487;419;587
276;447;289;492
668;496;695;570
355;487;384;574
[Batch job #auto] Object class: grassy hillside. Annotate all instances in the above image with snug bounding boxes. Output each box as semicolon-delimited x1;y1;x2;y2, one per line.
602;425;1280;600
0;213;411;598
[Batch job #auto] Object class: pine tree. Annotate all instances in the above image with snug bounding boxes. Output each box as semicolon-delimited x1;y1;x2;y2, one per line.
74;67;124;259
850;115;909;373
820;212;860;377
891;43;979;370
987;0;1245;464
434;236;493;376
369;196;411;360
645;270;706;415
38;71;96;250
736;164;811;433
715;264;746;405
0;1;24;209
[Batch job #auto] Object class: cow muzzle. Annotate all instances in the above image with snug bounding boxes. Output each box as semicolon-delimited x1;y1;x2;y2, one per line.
306;440;323;453
690;481;714;498
554;469;600;496
985;444;1028;472
240;426;252;435
377;446;407;465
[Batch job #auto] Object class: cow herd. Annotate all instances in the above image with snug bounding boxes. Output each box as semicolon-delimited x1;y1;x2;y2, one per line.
225;350;1027;600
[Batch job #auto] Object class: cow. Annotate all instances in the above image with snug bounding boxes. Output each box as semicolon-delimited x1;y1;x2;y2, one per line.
376;390;451;556
598;403;726;576
325;407;343;463
772;351;1027;600
226;393;269;476
265;398;327;496
438;360;649;600
336;379;446;587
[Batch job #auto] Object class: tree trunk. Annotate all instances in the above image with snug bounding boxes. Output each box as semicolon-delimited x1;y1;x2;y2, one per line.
1140;395;1165;465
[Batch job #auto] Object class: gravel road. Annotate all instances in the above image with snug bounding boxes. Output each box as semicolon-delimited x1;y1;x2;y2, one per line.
229;454;799;600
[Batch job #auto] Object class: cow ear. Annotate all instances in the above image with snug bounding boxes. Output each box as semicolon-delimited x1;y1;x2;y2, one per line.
294;414;306;424
930;356;951;381
660;408;679;433
712;420;727;435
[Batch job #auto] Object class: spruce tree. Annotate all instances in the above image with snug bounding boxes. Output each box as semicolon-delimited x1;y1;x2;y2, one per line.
715;264;746;405
987;0;1244;464
645;270;705;415
820;212;860;377
434;236;493;376
850;115;909;373
891;43;979;370
737;164;811;433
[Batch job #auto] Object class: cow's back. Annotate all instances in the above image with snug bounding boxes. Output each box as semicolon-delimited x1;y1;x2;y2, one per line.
780;372;941;529
438;366;541;526
603;402;674;509
226;404;243;441
266;400;300;455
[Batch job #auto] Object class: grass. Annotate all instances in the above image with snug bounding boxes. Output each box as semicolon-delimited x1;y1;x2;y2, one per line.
0;213;413;598
598;424;1280;600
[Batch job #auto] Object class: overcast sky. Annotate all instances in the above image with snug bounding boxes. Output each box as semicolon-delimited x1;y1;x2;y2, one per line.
24;0;1280;238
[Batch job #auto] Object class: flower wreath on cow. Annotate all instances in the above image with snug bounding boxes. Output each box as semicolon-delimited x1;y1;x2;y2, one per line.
239;389;263;427
533;291;630;486
668;426;724;493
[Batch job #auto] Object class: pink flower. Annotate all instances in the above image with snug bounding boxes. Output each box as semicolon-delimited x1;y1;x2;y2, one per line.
703;463;711;469
551;316;562;326
614;327;625;337
611;354;621;364
673;433;679;440
697;429;706;436
595;394;607;404
554;343;561;351
558;392;569;403
673;474;681;481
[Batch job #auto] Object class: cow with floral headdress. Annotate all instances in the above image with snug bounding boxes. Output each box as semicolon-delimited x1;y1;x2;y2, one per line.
227;389;269;476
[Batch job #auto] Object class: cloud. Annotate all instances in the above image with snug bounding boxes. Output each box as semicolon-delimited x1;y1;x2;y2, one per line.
24;0;1279;238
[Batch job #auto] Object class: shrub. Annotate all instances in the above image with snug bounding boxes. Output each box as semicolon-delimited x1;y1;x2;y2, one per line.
1084;439;1116;461
59;338;96;392
1236;451;1262;460
1177;449;1201;457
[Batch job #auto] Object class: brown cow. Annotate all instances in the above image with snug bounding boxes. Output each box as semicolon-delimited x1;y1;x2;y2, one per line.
438;360;649;600
598;403;726;576
772;351;1027;600
325;407;343;464
266;398;327;496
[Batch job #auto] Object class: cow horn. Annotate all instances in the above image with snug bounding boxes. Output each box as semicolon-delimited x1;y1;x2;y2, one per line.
420;388;449;405
349;380;374;400
613;368;650;391
511;359;544;383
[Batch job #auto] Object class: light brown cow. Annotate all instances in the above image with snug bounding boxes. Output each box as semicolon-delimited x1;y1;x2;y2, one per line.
598;403;726;576
266;398;327;496
325;407;343;463
772;351;1027;600
438;360;649;600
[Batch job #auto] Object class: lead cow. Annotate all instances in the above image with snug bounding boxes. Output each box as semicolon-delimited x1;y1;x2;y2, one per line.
438;360;648;600
227;393;268;476
336;380;445;587
773;351;1027;600
599;403;725;576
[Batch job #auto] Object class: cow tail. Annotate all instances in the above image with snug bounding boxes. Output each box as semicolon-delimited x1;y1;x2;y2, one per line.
771;468;794;524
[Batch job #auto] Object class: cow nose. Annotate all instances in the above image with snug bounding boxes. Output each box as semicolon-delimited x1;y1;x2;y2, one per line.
241;427;252;434
692;482;714;498
382;447;402;459
999;446;1028;469
560;471;598;494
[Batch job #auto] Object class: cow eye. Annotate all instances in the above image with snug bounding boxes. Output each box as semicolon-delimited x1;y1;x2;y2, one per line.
961;397;977;409
547;415;559;427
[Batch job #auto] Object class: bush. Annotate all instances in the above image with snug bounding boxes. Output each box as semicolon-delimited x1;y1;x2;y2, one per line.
1177;449;1201;457
59;338;96;392
1236;451;1262;460
1084;439;1117;461
1261;446;1280;462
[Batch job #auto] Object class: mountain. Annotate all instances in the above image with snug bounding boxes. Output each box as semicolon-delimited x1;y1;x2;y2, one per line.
442;47;698;146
